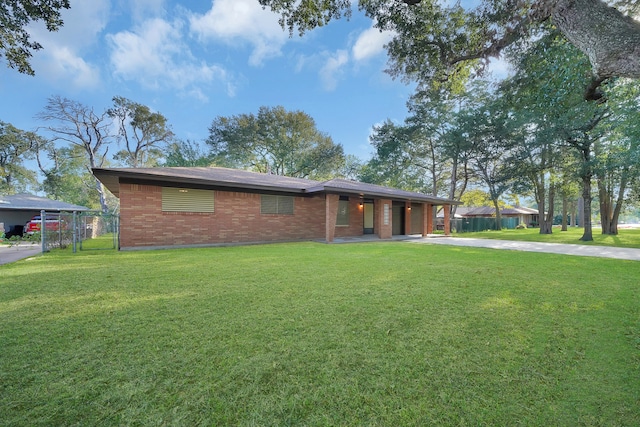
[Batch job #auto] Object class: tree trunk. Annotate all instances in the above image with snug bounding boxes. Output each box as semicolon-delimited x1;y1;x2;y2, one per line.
492;198;502;231
561;193;568;231
598;178;613;234
540;184;555;234
600;170;628;235
551;0;640;81
579;174;593;241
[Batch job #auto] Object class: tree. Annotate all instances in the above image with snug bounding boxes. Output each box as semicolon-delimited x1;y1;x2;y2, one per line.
452;81;516;230
38;145;102;209
206;106;345;179
501;32;607;239
37;96;113;212
163;139;213;167
593;80;640;235
359;120;430;192
259;0;640;98
108;96;174;168
460;189;495;207
1;0;71;75
0;121;41;194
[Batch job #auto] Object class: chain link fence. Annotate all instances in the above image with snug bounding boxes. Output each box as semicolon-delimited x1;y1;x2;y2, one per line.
451;217;520;233
30;210;119;253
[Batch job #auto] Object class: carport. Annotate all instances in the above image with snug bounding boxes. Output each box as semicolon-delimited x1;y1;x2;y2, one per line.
0;194;90;237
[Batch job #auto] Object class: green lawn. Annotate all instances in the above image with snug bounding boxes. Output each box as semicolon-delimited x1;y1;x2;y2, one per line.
455;226;640;248
1;242;639;426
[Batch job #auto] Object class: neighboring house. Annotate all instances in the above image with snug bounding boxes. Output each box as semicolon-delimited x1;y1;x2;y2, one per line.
0;194;91;237
448;206;540;226
457;206;539;225
92;167;460;250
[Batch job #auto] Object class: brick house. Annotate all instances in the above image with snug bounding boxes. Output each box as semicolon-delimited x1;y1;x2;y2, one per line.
92;167;458;250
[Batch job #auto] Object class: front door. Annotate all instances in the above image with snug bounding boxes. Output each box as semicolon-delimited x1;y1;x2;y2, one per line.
363;201;374;234
392;203;405;235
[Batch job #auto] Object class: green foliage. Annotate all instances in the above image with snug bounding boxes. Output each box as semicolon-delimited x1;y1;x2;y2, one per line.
0;0;70;75
108;96;174;168
360;119;430;192
261;1;640;95
207;106;345;179
162;139;213;167
40;146;102;209
1;242;639;425
460;189;493;207
0;121;40;194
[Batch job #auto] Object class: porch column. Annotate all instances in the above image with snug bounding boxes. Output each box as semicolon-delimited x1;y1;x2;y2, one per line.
443;204;451;236
376;199;392;239
325;194;339;243
423;204;433;235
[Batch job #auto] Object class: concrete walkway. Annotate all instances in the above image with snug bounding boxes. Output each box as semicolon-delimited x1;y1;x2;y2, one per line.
409;236;640;261
0;243;42;266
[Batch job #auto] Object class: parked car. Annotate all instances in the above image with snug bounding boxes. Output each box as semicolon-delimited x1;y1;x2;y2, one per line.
24;214;68;235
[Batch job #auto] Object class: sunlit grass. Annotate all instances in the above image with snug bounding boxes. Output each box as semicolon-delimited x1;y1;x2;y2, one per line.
1;242;639;426
455;226;640;248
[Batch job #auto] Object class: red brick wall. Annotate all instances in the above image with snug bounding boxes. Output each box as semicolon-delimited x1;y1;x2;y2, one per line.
119;183;327;248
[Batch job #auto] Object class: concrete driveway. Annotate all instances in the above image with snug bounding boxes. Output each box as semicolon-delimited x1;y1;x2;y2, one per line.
410;237;640;261
0;243;42;266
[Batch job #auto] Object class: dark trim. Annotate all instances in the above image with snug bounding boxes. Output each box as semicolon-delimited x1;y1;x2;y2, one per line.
119;177;313;198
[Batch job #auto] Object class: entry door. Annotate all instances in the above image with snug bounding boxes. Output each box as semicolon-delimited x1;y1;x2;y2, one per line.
363;201;374;234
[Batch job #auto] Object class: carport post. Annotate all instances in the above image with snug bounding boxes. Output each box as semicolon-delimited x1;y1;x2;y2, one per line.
40;210;46;253
72;211;77;253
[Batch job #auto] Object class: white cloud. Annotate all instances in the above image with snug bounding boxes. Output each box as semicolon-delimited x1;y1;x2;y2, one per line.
319;50;349;91
27;0;109;88
127;0;167;21
45;46;101;88
107;18;232;100
352;26;394;62
189;0;287;66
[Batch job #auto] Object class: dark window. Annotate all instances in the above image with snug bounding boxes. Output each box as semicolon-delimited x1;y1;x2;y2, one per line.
261;195;294;215
336;196;349;226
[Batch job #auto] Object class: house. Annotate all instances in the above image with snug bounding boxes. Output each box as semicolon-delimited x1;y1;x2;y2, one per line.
439;206;540;231
453;206;540;226
92;167;460;250
0;193;91;237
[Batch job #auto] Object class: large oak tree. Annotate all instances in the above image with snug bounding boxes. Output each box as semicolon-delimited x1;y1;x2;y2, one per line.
259;0;640;98
207;106;345;179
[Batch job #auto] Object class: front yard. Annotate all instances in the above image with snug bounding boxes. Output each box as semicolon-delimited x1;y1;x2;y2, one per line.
1;242;638;425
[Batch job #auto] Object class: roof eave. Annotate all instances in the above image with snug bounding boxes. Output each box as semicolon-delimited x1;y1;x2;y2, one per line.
93;168;309;198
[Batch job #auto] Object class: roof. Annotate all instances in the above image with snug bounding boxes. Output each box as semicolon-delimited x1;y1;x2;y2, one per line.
0;193;91;212
442;206;539;218
92;167;459;205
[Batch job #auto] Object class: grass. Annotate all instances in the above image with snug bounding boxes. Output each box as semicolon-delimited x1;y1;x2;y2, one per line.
1;242;639;426
454;226;640;248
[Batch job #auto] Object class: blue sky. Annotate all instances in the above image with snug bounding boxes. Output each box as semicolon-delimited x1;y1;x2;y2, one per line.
0;0;423;163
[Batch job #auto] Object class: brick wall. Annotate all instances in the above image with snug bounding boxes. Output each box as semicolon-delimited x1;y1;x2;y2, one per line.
119;183;328;248
375;199;393;239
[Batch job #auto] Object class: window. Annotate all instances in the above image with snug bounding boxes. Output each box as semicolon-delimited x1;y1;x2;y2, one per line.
336;196;349;226
162;187;214;213
261;195;294;214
